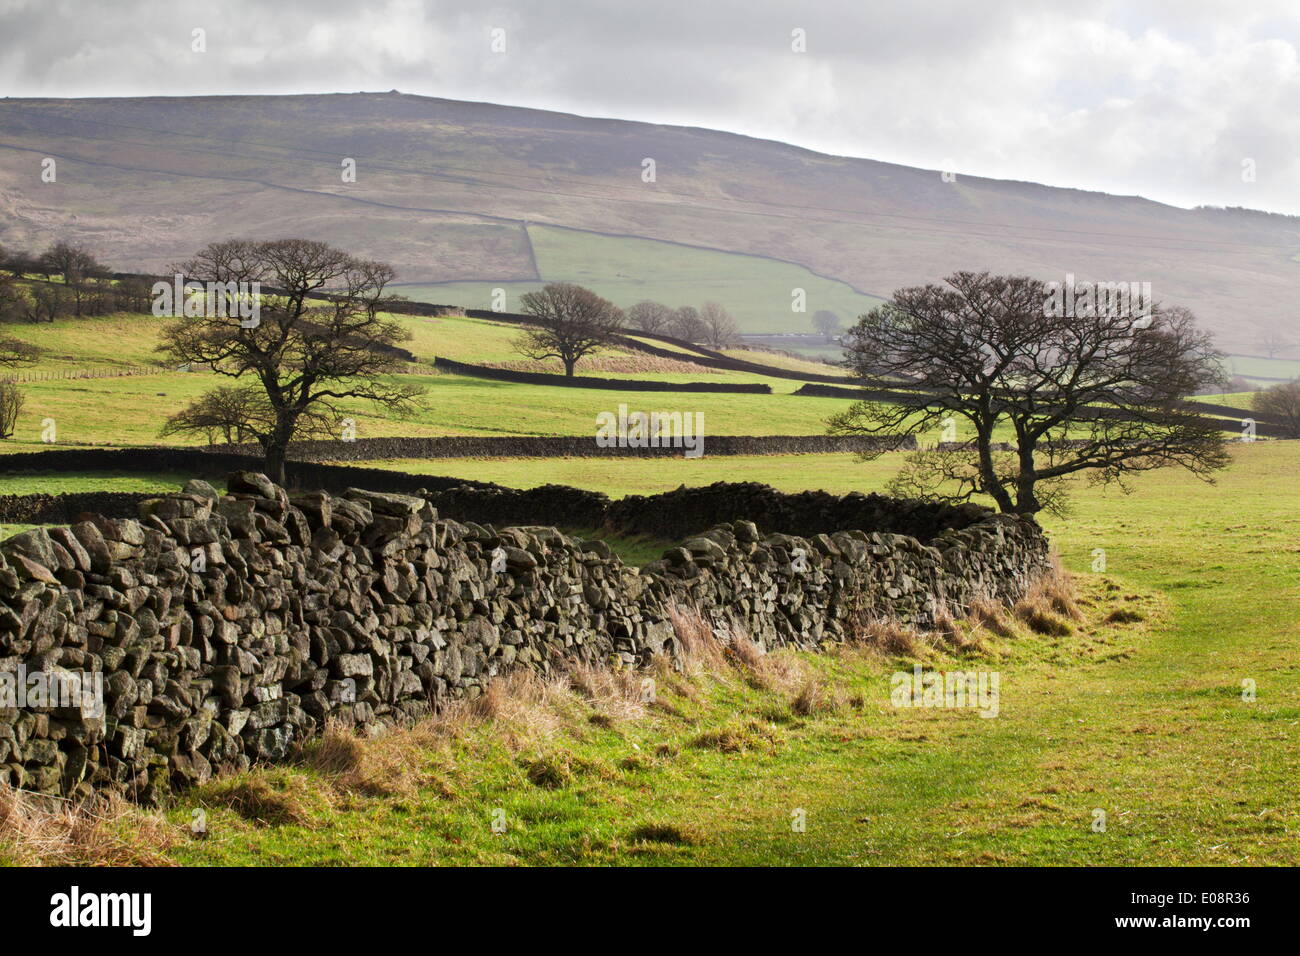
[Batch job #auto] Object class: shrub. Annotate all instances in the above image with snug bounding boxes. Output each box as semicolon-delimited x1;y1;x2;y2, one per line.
0;382;23;439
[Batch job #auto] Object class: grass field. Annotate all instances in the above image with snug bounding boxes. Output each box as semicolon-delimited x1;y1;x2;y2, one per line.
0;471;194;496
0;311;1265;452
395;223;885;335
1;312;173;372
1222;353;1300;384
153;442;1298;865
730;343;849;367
0;371;867;449
396;313;838;386
0;311;877;450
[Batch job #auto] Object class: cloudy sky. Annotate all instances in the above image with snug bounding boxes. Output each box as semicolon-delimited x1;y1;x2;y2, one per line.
2;0;1298;214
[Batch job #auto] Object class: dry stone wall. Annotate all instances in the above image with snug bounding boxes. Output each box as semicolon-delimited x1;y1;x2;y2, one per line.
0;473;1049;802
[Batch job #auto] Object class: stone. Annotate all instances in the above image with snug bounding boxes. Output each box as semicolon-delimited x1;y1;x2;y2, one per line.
182;479;221;500
343;488;424;517
9;553;58;585
227;471;280;500
0;471;1048;802
0;529;59;572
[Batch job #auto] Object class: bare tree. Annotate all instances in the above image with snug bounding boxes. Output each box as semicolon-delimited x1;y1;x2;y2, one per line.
24;284;71;323
0;333;38;437
1257;327;1293;359
115;275;157;314
669;305;706;343
515;282;622;376
812;309;842;343
40;241;104;286
626;300;674;334
700;301;740;348
157;238;424;484
0;383;23;439
828;271;1229;516
1252;379;1300;438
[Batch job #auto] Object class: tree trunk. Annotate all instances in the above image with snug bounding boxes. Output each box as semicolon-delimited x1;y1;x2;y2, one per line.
263;409;294;486
263;442;287;487
563;357;576;377
1014;437;1041;515
975;430;1014;513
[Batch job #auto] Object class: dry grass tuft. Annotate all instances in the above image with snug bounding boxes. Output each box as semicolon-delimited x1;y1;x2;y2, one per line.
790;677;846;717
1037;558;1084;619
627;821;707;846
202;771;334;826
930;606;967;649
519;749;579;789
566;662;649;724
969;596;1017;638
302;662;649;799
846;614;921;656
724;626;808;692
303;717;462;798
468;670;573;745
691;718;782;753
1105;608;1146;624
725;626;768;678
1013;559;1083;636
667;605;728;674
667;605;807;693
0;786;179;867
1013;597;1074;636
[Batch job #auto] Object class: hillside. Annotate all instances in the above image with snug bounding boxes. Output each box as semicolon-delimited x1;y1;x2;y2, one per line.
1;92;1298;351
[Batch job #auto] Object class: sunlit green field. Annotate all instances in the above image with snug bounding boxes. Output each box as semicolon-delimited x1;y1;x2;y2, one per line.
0;471;193;496
0;311;1263;452
1;372;860;448
1223;353;1300;383
395;223;885;334
0;312;173;372
0;311;873;450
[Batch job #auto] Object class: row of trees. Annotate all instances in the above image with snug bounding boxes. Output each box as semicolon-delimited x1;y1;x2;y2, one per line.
632;299;846;346
0;241;156;321
0;274;157;322
512;285;743;375
624;299;740;347
1;240;107;285
1;239;115;279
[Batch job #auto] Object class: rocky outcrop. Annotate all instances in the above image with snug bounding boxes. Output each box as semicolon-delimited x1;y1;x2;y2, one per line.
0;474;1048;802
